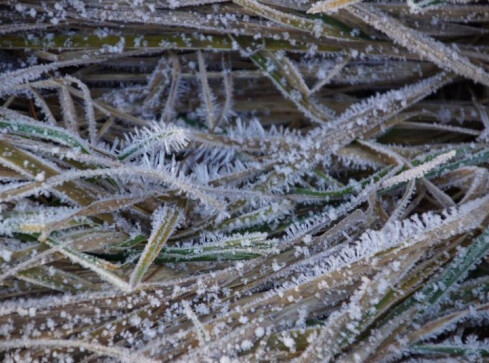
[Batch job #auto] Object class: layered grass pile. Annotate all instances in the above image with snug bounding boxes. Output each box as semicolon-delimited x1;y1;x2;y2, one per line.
1;0;489;361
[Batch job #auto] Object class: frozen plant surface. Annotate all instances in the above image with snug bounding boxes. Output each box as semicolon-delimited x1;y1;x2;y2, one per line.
0;0;489;362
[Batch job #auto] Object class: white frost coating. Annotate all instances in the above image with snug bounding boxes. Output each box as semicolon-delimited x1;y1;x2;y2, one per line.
0;206;79;236
129;206;181;289
175;194;489;360
262;195;489;310
317;195;488;275
0;106;90;152
0;3;488;362
386;179;417;224
0;60;94;96
160;54;182;123
255;327;265;338
64;76;98;145
382;150;456;188
0;339;157;363
197;51;218;131
0;165;225;213
182;300;210;346
45;238;132;292
347;4;489;87
308;0;363;14
119;122;190;160
0;248;12;262
312;71;452;151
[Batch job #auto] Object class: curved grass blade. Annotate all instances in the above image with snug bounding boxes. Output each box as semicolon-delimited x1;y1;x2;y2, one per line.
0;109;91;153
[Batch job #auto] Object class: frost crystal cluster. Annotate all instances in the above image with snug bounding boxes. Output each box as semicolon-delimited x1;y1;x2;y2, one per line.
0;0;489;362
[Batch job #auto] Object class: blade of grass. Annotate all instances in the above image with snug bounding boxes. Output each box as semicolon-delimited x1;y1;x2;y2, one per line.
44;238;131;292
129;206;181;289
246;48;335;124
0;141;95;206
347;3;489;87
16;265;95;292
0;339;157;363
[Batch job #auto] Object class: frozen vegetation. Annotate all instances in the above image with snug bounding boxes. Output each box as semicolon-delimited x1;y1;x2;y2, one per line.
0;0;489;361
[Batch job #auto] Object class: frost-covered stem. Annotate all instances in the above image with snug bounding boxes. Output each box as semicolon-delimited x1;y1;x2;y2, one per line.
14;143;119;168
118;123;189;160
382;150;456;188
0;59;107;96
0;166;225;212
197;50;217;131
59;83;148;127
386;179;416;224
44;238;131;291
0;22;52;35
27;86;57;125
160;52;181;123
0;248;55;282
398;121;481;137
144;55;170;107
308;0;363;14
233;0;357;40
360;141;456;207
316;71;453;146
347;3;489;87
471;90;489;142
274;52;311;97
129;206;181;289
41;195;146;241
64;76;98;145
182;300;210;346
421;177;455;208
248;49;335;124
308;54;351;95
213;200;293;232
0;339;157;363
459;167;487;204
216;54;234;127
58;84;78;134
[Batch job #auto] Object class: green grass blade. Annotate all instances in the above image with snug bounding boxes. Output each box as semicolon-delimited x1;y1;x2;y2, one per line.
411;344;489;358
129;206;181;289
0;113;91;153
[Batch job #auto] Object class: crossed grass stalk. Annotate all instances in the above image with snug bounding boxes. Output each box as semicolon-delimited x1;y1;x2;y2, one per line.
0;0;489;361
